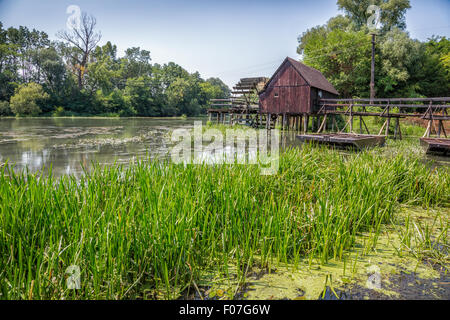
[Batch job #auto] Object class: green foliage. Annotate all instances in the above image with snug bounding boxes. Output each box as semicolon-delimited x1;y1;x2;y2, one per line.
0;147;447;299
52;106;65;117
0;100;11;116
10;82;49;116
337;0;411;32
0;21;230;117
298;22;371;97
297;2;449;98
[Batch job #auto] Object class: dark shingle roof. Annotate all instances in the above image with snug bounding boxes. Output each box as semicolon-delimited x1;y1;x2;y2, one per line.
261;57;339;95
286;57;339;95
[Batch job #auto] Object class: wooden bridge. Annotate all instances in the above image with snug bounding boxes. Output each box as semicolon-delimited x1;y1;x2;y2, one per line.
208;95;450;154
207;58;449;154
310;97;450;153
317;97;449;138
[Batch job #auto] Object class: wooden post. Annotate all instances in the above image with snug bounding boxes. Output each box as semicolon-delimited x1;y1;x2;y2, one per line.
385;117;390;137
394;117;398;139
303;115;309;134
442;109;448;138
423;120;432;138
349;104;353;133
385;105;390;137
370;33;376;103
359;116;363;134
361;117;370;135
378;120;387;136
317;114;327;133
267;113;271;130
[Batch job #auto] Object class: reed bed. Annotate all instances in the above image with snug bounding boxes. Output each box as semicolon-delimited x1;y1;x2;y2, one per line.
0;145;448;299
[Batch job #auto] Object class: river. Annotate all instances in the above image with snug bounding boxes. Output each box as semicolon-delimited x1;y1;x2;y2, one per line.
0;117;448;177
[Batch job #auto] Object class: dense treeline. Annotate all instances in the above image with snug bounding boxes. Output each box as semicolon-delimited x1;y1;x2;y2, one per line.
0;14;230;117
297;0;450;98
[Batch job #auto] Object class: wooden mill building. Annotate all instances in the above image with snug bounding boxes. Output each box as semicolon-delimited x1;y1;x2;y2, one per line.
207;57;449;154
259;57;339;115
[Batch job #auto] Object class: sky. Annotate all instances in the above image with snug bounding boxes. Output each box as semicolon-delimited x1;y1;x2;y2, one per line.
0;0;449;87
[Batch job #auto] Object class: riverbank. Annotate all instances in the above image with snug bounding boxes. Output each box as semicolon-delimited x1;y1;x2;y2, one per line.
0;142;448;299
0;115;200;120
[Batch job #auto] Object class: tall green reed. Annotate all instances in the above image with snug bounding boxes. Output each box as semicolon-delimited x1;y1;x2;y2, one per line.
0;145;448;299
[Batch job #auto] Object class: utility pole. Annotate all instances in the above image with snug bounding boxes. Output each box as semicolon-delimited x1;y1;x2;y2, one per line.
370;33;376;104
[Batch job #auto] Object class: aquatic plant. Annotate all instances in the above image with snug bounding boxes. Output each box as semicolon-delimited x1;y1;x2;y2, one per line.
0;146;448;299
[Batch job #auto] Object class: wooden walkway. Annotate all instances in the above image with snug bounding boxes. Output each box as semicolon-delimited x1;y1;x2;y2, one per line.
317;97;449;139
208;91;450;155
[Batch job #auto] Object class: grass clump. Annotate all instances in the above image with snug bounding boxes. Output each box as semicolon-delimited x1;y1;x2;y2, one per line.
0;146;448;299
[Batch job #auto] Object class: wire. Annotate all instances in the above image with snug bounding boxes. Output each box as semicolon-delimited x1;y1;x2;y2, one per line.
214;58;285;76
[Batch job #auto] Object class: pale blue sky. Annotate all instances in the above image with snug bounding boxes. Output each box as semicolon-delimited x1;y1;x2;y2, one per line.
0;0;449;87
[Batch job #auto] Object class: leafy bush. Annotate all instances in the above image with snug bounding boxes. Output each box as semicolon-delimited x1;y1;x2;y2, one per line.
0;101;12;116
10;83;49;116
52;106;65;117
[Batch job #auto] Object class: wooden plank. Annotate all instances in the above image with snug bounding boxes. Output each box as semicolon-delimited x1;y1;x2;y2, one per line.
297;133;385;150
320;97;450;103
420;138;450;155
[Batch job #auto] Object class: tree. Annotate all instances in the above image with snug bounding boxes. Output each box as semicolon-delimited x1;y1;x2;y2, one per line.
57;12;101;89
166;76;203;116
34;46;67;101
123;77;160;116
205;77;231;98
5;25;50;83
160;62;190;89
0;100;11;116
298;17;371;97
122;47;152;79
337;0;411;32
377;29;422;96
1;20;231;117
0;25;19;100
10;82;49;116
87;42;121;93
418;36;450;97
297;1;449;99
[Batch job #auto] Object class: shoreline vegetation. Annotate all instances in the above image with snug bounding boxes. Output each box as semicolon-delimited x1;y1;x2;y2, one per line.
0;142;448;299
0;115;198;120
1;0;449;301
0;20;231;118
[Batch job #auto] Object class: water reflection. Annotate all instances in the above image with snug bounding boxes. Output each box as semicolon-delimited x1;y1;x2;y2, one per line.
0;117;448;178
0;117;201;177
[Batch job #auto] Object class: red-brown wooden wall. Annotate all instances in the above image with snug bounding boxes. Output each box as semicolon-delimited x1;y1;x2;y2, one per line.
259;63;311;114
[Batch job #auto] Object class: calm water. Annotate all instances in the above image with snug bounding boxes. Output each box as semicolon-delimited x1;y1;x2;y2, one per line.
0;117;210;177
0;117;447;177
